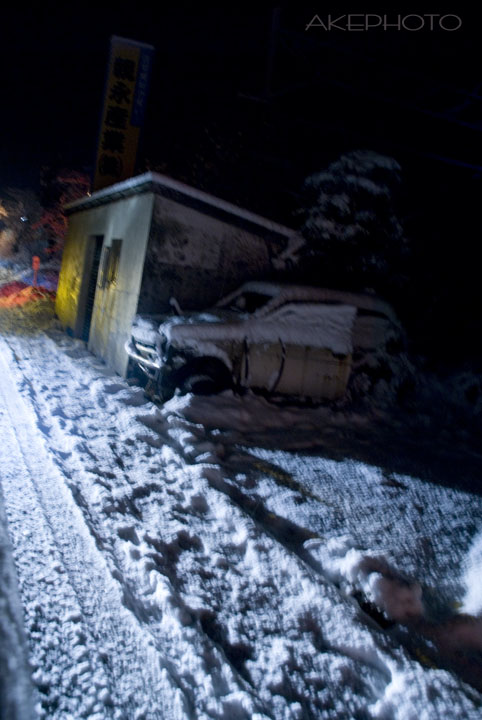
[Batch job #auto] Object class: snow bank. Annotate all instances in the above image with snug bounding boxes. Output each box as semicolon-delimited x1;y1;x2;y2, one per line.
462;529;482;616
305;536;424;622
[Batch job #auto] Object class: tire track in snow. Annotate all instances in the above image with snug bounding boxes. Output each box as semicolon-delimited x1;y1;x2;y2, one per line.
0;339;185;719
0;475;36;720
0;402;114;719
1;333;275;719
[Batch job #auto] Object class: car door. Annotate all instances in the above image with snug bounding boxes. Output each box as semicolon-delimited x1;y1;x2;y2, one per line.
244;302;355;399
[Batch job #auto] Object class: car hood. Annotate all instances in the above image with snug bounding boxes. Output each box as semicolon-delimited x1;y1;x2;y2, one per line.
158;309;246;335
132;309;244;345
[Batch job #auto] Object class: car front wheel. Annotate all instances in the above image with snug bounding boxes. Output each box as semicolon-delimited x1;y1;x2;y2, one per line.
178;359;232;396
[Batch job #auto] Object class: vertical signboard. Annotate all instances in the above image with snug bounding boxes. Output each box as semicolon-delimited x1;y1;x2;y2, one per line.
93;36;154;192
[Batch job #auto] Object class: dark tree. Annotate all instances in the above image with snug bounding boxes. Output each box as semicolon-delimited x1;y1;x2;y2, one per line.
298;150;409;299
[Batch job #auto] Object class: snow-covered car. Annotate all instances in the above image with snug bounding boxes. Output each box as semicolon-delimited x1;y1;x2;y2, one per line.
125;282;403;403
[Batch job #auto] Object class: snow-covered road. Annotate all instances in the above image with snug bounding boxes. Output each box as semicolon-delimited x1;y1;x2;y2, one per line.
0;303;481;719
0;340;185;719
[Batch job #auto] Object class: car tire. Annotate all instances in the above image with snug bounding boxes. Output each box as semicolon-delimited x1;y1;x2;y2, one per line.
179;359;231;396
181;373;219;395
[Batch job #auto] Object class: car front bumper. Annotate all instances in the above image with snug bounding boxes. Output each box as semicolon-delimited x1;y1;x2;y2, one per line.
125;339;178;401
125;339;161;377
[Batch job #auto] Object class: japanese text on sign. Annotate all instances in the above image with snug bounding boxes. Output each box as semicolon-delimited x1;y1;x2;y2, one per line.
93;37;154;191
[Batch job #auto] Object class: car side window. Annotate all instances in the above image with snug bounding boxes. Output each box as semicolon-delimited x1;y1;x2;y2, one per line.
230;292;271;313
263;303;307;321
263;302;349;324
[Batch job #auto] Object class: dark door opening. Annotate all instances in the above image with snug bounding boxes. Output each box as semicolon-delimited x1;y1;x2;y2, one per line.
82;235;103;342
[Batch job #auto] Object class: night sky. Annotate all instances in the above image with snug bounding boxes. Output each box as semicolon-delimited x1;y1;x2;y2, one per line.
1;4;481;359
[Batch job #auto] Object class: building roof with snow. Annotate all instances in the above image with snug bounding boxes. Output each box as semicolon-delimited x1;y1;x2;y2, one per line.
65;172;297;241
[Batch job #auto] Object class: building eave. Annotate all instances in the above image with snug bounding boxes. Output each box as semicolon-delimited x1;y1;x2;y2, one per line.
65;172;298;241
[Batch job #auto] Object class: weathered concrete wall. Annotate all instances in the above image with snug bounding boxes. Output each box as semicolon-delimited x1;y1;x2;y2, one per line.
87;194;155;376
57;193;154;376
137;194;280;314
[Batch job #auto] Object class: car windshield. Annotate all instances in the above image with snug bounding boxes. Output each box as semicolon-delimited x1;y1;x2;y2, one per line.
221;291;273;314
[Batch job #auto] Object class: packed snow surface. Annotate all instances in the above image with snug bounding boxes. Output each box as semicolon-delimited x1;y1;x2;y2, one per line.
0;298;481;719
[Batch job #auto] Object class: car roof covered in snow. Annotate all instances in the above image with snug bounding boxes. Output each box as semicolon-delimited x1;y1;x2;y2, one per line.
219;281;398;322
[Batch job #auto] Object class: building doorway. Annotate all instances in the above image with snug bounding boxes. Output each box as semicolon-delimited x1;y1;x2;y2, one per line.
81;235;104;342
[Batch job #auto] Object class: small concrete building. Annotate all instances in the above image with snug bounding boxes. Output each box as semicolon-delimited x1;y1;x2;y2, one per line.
55;172;297;376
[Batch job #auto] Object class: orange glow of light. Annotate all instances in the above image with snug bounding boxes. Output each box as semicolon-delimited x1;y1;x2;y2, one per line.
0;283;55;308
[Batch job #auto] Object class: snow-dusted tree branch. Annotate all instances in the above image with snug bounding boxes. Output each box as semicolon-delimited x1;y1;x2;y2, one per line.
298;150;409;296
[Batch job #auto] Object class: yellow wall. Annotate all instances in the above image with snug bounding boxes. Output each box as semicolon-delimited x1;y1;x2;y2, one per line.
56;193;154;376
55;214;93;335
